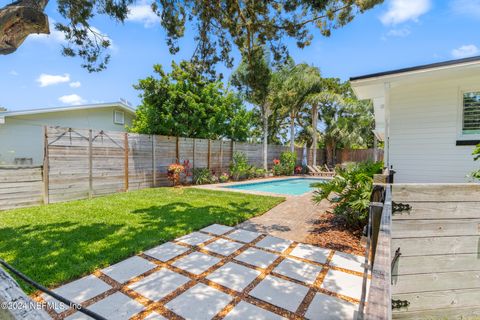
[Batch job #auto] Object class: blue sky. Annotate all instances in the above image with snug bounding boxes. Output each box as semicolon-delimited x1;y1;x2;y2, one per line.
1;0;480;111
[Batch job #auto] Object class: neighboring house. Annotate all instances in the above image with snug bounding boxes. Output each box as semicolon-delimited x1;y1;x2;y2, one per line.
351;56;480;183
0;102;136;165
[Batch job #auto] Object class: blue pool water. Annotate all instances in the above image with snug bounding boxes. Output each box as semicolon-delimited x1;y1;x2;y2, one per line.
225;178;326;196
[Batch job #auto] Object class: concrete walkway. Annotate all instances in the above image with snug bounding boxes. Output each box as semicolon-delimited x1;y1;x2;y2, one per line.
37;225;367;320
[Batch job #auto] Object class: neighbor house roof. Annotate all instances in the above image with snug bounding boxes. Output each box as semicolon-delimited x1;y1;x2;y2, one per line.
0;102;136;117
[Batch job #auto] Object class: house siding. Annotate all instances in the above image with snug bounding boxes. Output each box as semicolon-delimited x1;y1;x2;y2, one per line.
0;107;134;165
389;76;478;183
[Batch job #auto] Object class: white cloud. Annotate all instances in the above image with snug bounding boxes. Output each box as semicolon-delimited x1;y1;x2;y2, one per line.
451;0;480;18
9;70;19;76
451;44;480;58
58;94;86;105
69;81;81;88
380;0;432;25
37;73;70;87
386;27;411;37
127;2;160;27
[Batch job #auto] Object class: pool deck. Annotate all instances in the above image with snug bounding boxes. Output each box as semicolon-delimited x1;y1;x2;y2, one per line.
194;176;330;199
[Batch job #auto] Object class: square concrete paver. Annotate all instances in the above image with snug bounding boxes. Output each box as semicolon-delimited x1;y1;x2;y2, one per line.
144;242;189;262
255;236;293;253
200;224;234;235
226;229;261;243
273;258;322;285
289;243;331;264
234;247;279;269
165;283;233;320
304;293;358;320
206;262;261;292
128;268;190;301
172;251;221;275
249;275;309;313
101;256;156;284
41;274;111;313
176;232;213;246
65;292;144;320
144;312;168;320
203;238;244;256
329;251;366;273
321;269;367;300
224;301;285;320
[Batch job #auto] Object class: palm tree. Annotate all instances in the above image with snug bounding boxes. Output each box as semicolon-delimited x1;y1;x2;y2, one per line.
273;63;322;153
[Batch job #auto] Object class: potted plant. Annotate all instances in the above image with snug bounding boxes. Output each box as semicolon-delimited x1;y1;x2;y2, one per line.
167;163;185;186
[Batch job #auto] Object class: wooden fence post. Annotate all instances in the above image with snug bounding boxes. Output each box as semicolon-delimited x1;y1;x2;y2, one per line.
176;137;180;163
42;126;49;204
192;138;196;170
220;141;224;172
152;135;156;187
124;133;129;192
207;139;211;169
88;129;93;199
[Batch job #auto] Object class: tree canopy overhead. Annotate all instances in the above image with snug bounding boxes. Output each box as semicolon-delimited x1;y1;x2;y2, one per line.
130;61;254;141
1;0;382;73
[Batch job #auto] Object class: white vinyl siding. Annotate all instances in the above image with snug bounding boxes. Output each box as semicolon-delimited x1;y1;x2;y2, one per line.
462;92;480;135
389;76;478;183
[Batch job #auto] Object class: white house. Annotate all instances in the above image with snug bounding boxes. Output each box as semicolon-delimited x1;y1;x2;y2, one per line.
0;102;136;165
351;56;480;183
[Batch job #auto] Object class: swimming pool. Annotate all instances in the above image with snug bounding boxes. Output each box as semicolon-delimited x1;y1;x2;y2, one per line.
224;178;326;196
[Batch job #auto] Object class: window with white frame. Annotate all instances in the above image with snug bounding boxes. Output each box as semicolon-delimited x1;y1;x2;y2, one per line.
462;91;480;135
114;110;125;125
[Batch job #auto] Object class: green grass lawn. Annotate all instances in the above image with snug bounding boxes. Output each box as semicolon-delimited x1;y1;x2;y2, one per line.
0;187;283;293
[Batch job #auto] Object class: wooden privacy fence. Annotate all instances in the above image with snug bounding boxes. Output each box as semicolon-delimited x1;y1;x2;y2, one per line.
44;126;319;204
0;126;382;209
0;166;43;210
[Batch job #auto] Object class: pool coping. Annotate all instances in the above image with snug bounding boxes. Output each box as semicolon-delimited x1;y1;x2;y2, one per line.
192;176;331;198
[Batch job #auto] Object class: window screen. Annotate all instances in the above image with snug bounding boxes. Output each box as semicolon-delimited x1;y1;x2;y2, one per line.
463;92;480;134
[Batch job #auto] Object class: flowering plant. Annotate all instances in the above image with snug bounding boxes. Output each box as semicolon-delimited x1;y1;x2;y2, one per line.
273;159;282;176
219;172;229;183
167;163;184;186
182;159;192;183
295;166;303;174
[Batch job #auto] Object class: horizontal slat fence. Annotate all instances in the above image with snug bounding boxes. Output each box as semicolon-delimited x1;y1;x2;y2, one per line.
0;166;43;209
391;184;480;319
0;126;381;209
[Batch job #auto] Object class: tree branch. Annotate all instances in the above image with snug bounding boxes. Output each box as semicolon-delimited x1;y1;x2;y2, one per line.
0;0;50;55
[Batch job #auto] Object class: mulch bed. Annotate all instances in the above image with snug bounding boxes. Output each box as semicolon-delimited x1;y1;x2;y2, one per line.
304;211;365;256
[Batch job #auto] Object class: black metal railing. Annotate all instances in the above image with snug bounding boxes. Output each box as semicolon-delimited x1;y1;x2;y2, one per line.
359;184;392;320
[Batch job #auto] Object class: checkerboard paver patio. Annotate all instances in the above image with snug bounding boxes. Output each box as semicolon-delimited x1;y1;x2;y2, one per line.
37;224;368;320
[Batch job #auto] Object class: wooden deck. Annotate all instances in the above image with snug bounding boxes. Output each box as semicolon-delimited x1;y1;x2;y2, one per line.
391;184;480;319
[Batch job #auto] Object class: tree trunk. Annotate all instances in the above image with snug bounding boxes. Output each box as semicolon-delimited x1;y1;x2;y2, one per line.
326;141;336;167
0;0;50;54
311;104;318;166
290;112;295;153
262;105;269;172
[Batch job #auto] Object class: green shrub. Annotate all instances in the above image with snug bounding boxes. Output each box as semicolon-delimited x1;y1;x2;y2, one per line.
230;151;249;180
255;168;267;177
312;161;383;229
192;168;215;185
280;151;297;175
472;144;480;181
